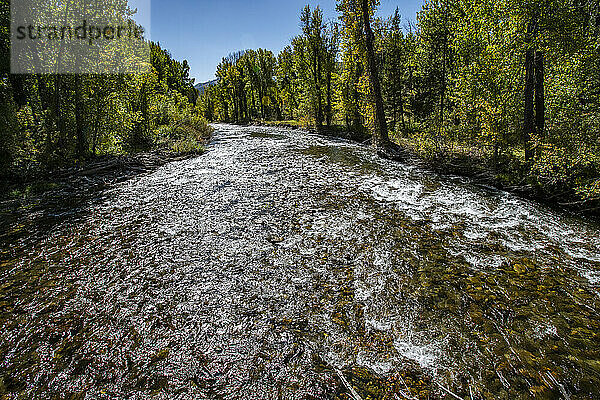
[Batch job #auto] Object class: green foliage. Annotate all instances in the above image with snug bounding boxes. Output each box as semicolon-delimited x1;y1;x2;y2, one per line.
276;46;299;120
198;6;338;128
336;0;369;132
201;49;280;124
0;0;210;181
293;5;338;127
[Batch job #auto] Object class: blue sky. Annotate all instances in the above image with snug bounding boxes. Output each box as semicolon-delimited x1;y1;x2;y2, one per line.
150;0;424;83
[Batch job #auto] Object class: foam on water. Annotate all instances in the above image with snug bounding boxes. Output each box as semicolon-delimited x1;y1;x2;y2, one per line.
394;337;441;370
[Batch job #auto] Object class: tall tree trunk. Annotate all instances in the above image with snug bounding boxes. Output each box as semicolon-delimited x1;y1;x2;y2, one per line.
353;87;361;130
393;91;397;132
439;0;449;135
222;96;229;122
400;92;406;132
232;90;239;123
53;75;61;150
326;71;332;126
92;96;101;157
534;50;545;140
360;0;389;148
408;65;414;126
275;98;282;121
258;86;264;120
315;50;323;127
243;86;249;122
524;47;535;162
523;15;537;162
440;42;447;140
252;88;258;119
75;75;86;159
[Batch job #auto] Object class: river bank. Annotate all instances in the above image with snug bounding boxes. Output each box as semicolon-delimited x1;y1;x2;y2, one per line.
1;120;215;198
0;150;204;203
396;138;600;217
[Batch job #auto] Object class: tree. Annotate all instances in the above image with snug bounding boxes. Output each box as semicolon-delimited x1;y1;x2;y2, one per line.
382;8;409;132
277;46;299;120
359;0;389;147
293;5;330;127
336;0;365;132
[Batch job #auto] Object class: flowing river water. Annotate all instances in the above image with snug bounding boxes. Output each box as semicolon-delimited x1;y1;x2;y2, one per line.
1;124;600;399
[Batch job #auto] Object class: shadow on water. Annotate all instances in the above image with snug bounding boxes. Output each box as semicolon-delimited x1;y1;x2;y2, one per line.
300;144;381;174
1;186;99;251
248;131;288;140
0;166;165;264
0;167;179;397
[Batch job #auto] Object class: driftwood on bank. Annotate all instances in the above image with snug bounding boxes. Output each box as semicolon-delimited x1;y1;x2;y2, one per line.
54;150;202;181
0;150;204;202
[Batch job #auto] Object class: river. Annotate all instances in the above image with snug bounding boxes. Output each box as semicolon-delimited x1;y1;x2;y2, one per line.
1;124;599;399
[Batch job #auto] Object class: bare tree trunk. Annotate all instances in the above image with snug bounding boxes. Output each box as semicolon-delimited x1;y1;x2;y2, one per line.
52;74;61;152
440;42;446;131
392;90;397;132
92;98;100;157
75;75;86;159
326;70;332;126
400;92;406;132
351;62;361;130
353;87;361;130
524;47;535;162
534;50;545;140
523;15;538;162
232;90;239;123
360;0;389;148
438;0;450;150
258;86;264;120
243;87;249;122
315;50;323;127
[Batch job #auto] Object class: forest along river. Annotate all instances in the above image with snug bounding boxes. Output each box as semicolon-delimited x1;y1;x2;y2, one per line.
1;124;600;399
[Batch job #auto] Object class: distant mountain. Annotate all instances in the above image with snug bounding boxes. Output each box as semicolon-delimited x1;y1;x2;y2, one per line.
195;79;218;94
